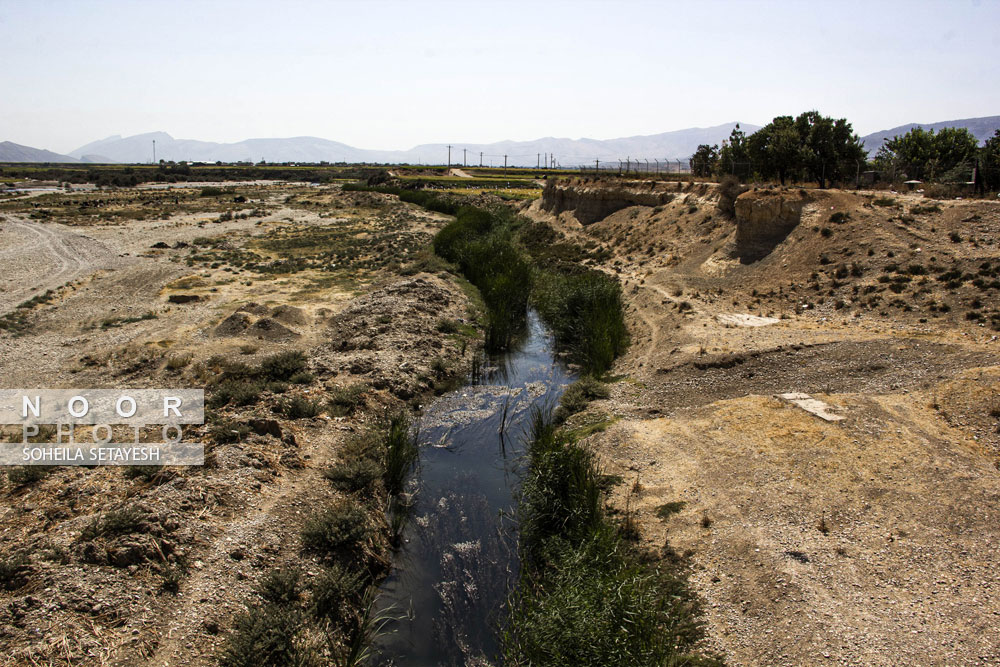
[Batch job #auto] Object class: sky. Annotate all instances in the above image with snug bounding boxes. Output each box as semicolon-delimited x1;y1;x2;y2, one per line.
1;0;999;155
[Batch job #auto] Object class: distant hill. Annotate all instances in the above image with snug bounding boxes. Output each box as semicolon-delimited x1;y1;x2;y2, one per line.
64;123;758;167
0;141;78;163
861;115;1000;153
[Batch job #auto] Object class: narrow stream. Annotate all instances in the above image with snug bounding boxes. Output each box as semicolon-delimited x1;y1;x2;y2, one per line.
373;310;573;666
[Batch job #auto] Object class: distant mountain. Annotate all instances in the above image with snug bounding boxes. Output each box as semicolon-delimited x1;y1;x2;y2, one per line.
0;141;78;163
65;123;757;166
860;115;1000;153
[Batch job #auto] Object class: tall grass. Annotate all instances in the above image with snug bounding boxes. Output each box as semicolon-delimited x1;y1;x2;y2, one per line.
381;411;419;497
533;270;629;375
503;409;719;667
434;206;532;351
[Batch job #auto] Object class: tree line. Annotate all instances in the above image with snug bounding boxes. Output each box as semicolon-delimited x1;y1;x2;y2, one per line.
690;110;1000;191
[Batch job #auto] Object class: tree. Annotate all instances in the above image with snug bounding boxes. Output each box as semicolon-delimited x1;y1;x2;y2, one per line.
744;111;864;187
716;124;750;180
691;144;719;177
875;126;978;181
747;115;800;185
980;129;1000;192
793;111;865;189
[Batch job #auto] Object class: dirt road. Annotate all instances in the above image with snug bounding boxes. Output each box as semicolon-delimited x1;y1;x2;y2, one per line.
0;217;121;313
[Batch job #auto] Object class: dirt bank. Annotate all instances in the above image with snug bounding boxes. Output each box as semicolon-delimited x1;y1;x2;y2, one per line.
525;179;1000;666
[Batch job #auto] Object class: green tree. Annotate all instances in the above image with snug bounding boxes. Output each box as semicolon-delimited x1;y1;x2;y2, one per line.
690;144;719;177
716;124;750;180
980;129;1000;192
747;115;800;185
745;111;864;187
875;126;978;181
793;111;865;189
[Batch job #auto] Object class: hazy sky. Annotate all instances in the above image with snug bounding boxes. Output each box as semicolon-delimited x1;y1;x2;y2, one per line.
2;0;998;154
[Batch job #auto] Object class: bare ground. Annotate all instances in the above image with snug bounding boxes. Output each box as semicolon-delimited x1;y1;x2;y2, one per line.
524;183;1000;666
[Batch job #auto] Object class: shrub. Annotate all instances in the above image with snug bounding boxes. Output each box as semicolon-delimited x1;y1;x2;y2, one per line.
256;567;302;606
218;604;311;667
289;371;314;385
323;459;383;494
436;318;459;334
279;396;322;419
7;466;53;487
259;351;308;382
80;506;144;541
829;211;851;224
301;500;371;558
556;376;610;421
655;501;687;520
209;418;252;443
310;563;364;624
166;353;193;370
209;380;263;408
327;384;366;417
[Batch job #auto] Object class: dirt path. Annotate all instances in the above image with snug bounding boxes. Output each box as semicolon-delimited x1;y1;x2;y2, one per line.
449;168;473;178
145;425;344;666
0;217;120;313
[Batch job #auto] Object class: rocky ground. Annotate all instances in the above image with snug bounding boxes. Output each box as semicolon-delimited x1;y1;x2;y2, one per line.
525;180;1000;666
0;184;479;666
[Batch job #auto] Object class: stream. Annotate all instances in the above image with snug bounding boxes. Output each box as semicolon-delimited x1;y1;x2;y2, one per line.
373;310;574;666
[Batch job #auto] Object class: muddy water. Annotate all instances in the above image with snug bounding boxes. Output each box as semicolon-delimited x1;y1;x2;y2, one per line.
373;311;573;666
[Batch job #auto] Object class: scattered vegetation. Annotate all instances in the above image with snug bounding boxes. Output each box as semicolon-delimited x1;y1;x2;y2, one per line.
80;506;144;541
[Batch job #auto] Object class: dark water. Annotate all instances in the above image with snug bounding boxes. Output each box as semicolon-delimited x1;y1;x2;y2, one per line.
373;311;573;666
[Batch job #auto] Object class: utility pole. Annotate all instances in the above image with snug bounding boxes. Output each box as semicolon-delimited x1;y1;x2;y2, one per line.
447;145;452;169
537;153;540;169
152;140;156;164
480;152;483;168
463;148;467;167
595;159;599;174
504;154;508;176
544;152;547;170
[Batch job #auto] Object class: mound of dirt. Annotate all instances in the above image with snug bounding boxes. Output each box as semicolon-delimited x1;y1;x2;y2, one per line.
236;302;270;316
213;311;253;336
214;310;300;340
323;274;468;400
249;317;299;340
271;304;307;325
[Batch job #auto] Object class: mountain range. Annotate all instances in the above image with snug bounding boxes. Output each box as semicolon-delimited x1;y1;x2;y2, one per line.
2;116;998;165
61;124;761;166
0;141;80;163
